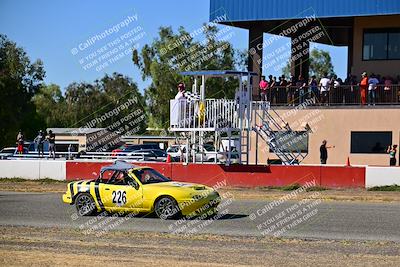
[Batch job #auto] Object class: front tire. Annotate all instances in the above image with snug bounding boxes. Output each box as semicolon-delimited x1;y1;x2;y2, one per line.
154;196;180;220
75;193;96;216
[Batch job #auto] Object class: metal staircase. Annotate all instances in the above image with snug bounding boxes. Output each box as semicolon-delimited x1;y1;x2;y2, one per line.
253;105;309;165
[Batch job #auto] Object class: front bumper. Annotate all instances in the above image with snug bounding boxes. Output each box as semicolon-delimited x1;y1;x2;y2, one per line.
178;191;221;216
62;193;73;204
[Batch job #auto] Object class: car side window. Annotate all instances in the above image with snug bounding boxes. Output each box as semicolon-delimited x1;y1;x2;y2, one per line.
108;171;127;185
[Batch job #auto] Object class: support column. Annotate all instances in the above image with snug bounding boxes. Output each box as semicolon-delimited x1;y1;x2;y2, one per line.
347;19;354;75
290;38;310;81
248;27;263;100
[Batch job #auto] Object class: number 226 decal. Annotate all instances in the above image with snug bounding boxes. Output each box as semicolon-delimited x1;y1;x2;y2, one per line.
112;190;127;206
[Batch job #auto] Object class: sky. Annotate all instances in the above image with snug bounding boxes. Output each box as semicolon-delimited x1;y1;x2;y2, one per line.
0;0;347;93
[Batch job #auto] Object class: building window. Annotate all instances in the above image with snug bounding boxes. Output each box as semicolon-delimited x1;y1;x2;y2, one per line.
350;131;392;154
269;131;308;153
363;29;400;60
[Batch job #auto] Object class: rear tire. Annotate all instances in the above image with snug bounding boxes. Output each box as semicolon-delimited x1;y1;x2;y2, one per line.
75;193;96;216
154;196;180;220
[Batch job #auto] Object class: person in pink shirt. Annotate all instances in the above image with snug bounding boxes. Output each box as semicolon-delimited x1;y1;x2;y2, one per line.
259;76;269;101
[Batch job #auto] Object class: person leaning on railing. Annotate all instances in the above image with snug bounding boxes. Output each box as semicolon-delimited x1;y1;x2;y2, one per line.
309;75;319;103
344;74;357;104
277;75;288;105
367;74;379;105
383;76;393;103
259;76;268;101
319;73;330;106
270;76;277;105
296;75;307;105
359;72;368;105
287;75;296;106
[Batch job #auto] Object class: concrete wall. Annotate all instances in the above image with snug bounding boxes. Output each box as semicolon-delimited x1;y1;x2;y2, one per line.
352;15;400;79
366;166;400;188
249;107;400;166
0;160;66;180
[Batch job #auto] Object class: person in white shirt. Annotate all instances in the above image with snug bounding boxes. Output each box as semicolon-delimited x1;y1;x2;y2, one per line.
175;82;186;100
171;82;187;127
319;72;330;105
368;74;379;105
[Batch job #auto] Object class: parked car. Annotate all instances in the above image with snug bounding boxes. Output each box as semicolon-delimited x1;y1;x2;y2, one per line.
166;145;187;161
112;143;162;157
125;149;168;162
0;147;29;159
166;144;239;163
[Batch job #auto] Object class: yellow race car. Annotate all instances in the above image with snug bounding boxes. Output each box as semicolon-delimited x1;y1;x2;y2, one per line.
62;160;220;219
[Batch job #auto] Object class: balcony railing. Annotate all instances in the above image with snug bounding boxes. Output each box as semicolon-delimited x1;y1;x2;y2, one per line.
170;99;270;130
170;99;240;130
261;84;400;106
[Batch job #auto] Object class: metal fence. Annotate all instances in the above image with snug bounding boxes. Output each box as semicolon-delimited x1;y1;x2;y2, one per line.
261;85;400;106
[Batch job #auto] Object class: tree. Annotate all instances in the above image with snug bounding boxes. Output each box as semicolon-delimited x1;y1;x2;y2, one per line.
62;73;146;133
33;84;65;127
0;34;45;147
132;25;245;129
282;48;335;79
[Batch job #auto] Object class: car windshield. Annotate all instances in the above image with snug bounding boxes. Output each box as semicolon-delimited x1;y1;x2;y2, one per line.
132;168;170;184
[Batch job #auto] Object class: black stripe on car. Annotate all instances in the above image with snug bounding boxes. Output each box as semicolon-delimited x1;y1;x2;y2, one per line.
69;182;74;198
94;181;104;211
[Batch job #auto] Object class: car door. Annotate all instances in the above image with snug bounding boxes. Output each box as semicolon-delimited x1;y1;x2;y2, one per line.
99;171;143;212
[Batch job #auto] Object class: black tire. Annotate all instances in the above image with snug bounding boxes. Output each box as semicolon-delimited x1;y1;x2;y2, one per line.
154;196;180;220
75;193;96;216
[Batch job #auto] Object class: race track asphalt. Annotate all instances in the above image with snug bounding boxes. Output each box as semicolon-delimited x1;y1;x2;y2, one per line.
1;191;399;242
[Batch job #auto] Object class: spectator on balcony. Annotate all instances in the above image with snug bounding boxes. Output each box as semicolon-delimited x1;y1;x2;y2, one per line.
344;74;357;104
383;76;393;103
270;76;277;104
359;72;368;105
287;75;296;106
319;73;330;106
296;75;307;104
175;82;186;100
368;74;379;105
278;75;288;104
259;76;269;101
387;145;397;166
309;75;319;104
330;75;341;104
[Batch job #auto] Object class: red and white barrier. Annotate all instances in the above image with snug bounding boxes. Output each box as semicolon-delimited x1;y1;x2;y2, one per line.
65;161;365;188
1;159;399;188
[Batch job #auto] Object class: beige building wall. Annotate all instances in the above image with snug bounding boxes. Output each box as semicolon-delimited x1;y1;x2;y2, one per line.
249;107;400;166
352;15;400;79
54;135;86;151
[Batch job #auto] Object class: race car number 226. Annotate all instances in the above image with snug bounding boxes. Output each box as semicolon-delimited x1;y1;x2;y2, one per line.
112;190;127;206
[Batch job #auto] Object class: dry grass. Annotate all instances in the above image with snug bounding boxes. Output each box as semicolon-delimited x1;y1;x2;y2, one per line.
0;226;399;266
